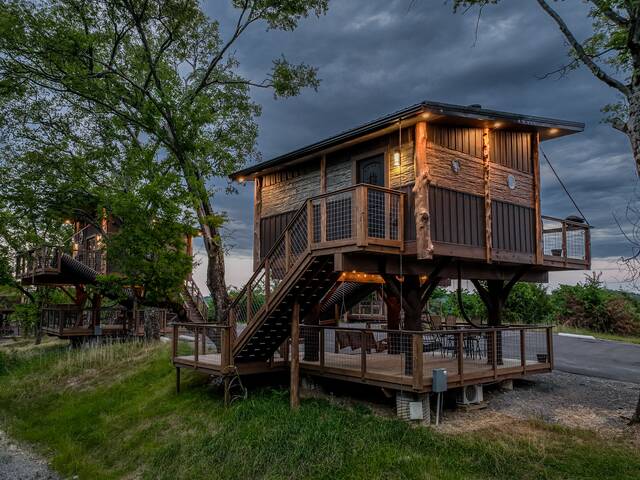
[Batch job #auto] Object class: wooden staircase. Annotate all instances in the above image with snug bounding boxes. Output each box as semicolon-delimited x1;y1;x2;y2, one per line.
182;278;209;323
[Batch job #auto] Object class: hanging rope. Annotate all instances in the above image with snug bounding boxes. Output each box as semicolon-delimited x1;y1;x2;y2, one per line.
456;262;481;328
539;146;590;225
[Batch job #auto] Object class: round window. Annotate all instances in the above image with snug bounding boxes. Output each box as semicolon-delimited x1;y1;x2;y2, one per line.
451;159;461;173
507;174;517;190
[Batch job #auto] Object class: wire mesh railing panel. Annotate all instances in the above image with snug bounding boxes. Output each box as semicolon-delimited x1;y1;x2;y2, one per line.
390;193;400;241
542;218;563;256
249;271;266;320
524;328;550;364
367;189;386;239
498;330;521;369
289;209;308;261
566;226;586;260
461;331;490;373
326;192;353;241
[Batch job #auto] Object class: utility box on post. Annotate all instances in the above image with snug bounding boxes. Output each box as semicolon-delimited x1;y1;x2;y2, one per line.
432;368;448;393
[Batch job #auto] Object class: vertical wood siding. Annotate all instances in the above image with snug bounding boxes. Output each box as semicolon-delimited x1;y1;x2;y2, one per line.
429;186;484;246
260;211;296;260
428;124;483;158
400;184;416;241
491;200;535;254
490;131;532;173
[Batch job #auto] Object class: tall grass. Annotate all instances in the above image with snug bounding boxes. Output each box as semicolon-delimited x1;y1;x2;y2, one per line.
0;339;638;480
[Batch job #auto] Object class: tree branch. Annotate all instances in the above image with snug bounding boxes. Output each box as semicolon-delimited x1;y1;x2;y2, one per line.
588;0;629;26
537;0;631;96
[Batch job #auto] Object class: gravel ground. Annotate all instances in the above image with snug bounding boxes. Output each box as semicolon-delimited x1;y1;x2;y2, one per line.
440;371;640;442
0;430;59;480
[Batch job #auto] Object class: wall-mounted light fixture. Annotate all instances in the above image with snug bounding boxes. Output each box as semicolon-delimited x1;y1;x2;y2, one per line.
238;176;245;183
393;150;401;167
493;122;502;128
549;128;558;135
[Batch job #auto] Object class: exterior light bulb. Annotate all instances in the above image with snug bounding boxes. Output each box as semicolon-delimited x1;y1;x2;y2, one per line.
393;151;401;167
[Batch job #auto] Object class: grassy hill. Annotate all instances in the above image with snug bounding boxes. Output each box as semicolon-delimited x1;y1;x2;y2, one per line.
0;339;638;480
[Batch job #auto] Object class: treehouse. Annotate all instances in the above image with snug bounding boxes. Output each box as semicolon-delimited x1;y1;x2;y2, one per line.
15;215;207;340
171;100;590;413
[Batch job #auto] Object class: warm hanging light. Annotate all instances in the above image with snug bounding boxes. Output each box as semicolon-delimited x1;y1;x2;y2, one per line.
393;150;401;167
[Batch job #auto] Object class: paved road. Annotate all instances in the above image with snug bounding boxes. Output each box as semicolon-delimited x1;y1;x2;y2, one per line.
553;334;640;384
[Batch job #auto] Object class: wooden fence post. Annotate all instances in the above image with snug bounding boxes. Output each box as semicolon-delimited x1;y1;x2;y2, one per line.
457;331;464;385
520;328;526;374
413;333;424;389
290;300;300;409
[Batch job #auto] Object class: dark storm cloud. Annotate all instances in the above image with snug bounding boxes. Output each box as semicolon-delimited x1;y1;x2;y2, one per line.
205;1;636;265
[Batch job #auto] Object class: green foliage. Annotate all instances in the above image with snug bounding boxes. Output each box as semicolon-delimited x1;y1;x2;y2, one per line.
0;340;639;479
504;283;552;324
551;273;640;335
0;0;328;318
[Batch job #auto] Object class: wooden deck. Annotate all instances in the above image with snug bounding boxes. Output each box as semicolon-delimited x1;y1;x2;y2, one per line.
172;324;554;394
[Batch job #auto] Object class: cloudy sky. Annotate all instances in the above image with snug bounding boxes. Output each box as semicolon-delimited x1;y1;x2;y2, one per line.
193;0;638;292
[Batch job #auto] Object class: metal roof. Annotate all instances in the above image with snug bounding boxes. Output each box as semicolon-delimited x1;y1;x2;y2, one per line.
230;100;584;180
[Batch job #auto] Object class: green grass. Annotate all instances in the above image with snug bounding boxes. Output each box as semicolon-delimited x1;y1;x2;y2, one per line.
554;325;640;345
0;340;638;480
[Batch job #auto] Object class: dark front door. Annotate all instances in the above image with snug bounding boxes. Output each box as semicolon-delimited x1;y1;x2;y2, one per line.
357;155;386;238
357;155;385;186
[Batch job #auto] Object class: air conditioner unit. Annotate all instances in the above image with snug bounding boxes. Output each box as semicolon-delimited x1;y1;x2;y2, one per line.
456;385;483;405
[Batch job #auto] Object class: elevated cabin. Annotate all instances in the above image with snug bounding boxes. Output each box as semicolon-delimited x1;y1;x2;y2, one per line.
14;214;205;340
171;101;590;409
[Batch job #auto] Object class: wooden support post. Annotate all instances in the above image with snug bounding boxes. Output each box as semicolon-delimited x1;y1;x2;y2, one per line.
532;133;543;264
194;328;199;365
520;328;526;374
320;198;327;243
457;331;464;385
290;300;300;409
547;326;554;367
307;201;314;247
413;120;433;259
172;323;178;357
246;282;252;324
176;367;180;394
483;127;492;263
253;176;262;270
355;186;367;246
412;333;423;389
201;330;206;356
285;230;291;271
222;327;231;368
361;330;367;379
264;258;271;306
492;330;498;379
562;221;568;267
319;328;325;371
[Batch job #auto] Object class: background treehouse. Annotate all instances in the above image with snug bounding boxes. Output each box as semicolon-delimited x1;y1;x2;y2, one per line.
15;208;209;343
171;101;590;410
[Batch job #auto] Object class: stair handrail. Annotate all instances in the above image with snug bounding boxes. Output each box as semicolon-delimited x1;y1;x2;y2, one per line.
223;184;406;327
183;277;209;321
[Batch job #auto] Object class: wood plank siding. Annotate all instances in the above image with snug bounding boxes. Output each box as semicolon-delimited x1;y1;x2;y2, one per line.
491;200;535;255
490;130;532;173
428;124;483;158
260;211;296;260
429;186;484;247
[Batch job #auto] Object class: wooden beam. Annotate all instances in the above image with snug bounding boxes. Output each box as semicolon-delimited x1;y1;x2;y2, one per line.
413;121;433;259
532;133;543;264
320;155;327;193
253;176;263;271
290;300;300;409
483;128;492;263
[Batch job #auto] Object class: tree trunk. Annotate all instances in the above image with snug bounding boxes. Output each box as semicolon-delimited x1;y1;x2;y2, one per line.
625;85;640;176
205;233;229;323
631;390;640;425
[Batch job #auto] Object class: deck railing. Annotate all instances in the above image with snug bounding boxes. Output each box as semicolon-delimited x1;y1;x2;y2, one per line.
15;246;63;279
171;322;233;371
228;184;405;336
542;216;590;267
298;324;553;390
184;278;209;321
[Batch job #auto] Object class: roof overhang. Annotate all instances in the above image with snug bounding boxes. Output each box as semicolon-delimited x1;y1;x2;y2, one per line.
230;100;584;181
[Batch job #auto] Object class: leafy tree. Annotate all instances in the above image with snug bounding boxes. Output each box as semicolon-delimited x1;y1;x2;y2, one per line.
504;283;553;324
0;0;327;321
453;0;640;175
